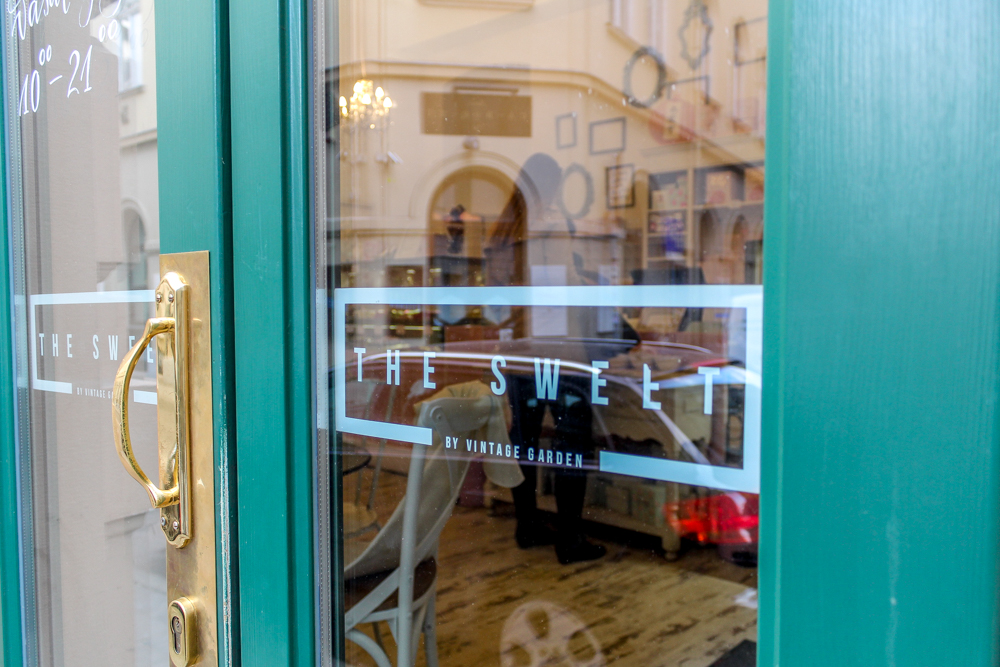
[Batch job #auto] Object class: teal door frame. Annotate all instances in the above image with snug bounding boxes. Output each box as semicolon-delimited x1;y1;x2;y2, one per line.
160;0;319;663
227;0;317;664
4;0;1000;666
156;0;241;663
0;45;17;666
759;0;1000;664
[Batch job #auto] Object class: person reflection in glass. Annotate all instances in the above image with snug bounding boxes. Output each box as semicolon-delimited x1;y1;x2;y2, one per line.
488;153;607;564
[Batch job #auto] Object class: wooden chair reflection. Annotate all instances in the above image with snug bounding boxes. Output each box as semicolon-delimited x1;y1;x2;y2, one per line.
343;394;495;667
343;385;398;537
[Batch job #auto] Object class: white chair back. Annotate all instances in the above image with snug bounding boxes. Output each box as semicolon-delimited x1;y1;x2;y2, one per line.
343;395;492;580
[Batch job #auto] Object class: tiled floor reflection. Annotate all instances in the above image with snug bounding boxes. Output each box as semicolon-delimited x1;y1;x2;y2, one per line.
344;466;757;667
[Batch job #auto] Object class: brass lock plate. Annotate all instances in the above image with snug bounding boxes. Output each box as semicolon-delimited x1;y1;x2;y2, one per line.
163;252;218;666
112;251;217;664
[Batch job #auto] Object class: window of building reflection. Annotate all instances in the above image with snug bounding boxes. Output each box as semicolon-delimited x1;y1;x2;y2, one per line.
327;0;766;664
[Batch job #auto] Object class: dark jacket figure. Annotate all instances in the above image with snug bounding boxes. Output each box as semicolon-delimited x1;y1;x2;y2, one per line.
493;153;607;564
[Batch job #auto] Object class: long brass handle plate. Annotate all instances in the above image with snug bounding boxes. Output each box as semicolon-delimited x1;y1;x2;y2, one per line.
112;271;191;548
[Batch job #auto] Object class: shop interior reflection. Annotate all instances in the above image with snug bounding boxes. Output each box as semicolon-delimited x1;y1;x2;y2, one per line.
330;0;767;664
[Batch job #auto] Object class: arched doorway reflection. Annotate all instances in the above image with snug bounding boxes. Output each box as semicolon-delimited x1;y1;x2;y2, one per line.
427;166;520;340
427;166;519;287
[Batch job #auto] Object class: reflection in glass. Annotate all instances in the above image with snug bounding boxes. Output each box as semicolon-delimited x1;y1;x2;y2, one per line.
323;0;766;664
5;0;164;664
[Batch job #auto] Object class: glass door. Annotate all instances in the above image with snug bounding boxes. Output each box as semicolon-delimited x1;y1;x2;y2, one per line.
319;1;767;665
0;1;232;666
4;2;170;663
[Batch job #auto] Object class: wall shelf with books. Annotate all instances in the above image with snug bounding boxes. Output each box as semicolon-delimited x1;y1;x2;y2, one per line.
644;163;764;280
647;170;692;268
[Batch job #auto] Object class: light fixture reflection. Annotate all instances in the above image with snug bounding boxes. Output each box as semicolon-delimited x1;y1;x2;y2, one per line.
341;79;393;122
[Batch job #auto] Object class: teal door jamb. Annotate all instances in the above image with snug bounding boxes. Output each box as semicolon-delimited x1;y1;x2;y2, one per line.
228;0;316;665
759;0;1000;664
0;26;21;665
156;0;239;663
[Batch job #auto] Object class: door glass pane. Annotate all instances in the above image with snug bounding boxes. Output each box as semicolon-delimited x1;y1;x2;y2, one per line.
5;1;165;664
319;0;766;664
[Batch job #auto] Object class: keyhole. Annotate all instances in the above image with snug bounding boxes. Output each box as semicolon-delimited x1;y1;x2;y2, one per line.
171;616;183;653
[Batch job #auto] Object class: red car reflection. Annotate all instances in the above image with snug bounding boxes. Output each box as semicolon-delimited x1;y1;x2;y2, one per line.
665;491;759;565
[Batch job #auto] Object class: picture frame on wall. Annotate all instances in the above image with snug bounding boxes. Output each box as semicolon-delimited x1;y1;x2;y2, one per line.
556;112;577;149
589;117;627;155
606;164;635;209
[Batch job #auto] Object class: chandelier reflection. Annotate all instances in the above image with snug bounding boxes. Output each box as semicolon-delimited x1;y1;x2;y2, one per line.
340;79;393;128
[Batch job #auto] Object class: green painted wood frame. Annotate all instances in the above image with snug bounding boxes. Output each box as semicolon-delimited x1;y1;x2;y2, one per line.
0;32;18;666
156;0;240;663
227;0;318;664
758;0;1000;664
160;0;321;661
161;0;320;663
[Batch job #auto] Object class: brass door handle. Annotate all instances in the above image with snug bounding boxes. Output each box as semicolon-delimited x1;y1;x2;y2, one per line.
113;316;177;507
112;271;191;547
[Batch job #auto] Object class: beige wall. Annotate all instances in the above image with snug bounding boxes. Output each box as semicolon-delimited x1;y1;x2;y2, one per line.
336;0;767;284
